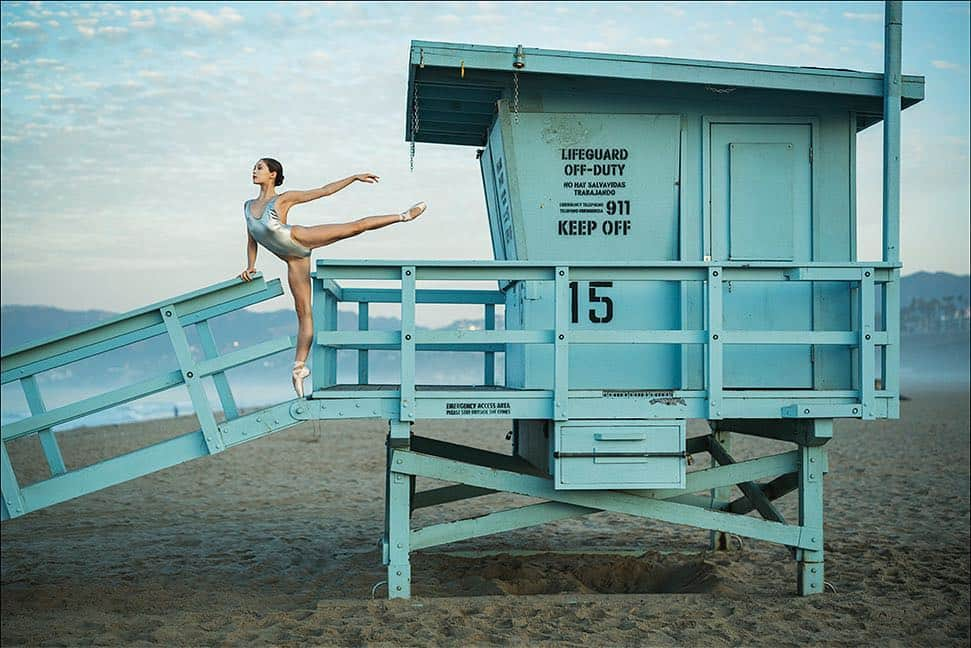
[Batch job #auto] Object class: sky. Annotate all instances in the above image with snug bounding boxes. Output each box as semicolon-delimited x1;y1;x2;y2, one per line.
1;0;969;327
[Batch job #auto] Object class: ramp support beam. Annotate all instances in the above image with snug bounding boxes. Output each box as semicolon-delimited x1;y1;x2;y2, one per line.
161;306;225;454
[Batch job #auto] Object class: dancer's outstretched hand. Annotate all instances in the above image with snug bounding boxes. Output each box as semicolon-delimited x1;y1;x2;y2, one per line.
356;172;379;184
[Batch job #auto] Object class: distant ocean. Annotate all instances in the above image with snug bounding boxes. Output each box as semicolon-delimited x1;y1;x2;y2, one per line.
0;382;296;432
0;365;497;432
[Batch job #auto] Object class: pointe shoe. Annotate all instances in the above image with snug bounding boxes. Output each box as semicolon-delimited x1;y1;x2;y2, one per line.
399;201;427;222
292;361;311;398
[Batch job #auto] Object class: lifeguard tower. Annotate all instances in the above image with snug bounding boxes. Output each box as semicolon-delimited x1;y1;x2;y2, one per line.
2;5;921;599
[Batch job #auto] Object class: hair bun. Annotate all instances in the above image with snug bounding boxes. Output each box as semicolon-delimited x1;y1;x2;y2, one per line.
261;157;285;187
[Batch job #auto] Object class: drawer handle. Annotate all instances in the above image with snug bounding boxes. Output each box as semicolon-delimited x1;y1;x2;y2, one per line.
555;451;686;459
593;432;647;441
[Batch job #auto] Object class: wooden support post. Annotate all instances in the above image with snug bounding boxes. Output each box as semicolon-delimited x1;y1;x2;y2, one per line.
860;270;876;419
21;375;66;476
553;267;569;421
883;0;902;264
710;429;732;549
484;303;495;386
195;320;239;420
882;270;901;417
321;288;339;388
400;267;416;422
358;302;369;385
386;420;412;598
797;429;826;595
707;267;724;419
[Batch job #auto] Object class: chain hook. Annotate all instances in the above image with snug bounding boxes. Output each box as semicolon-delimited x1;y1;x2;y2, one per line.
513;71;520;126
410;66;420;173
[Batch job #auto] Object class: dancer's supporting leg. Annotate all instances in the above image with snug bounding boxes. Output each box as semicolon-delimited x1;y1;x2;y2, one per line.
287;256;313;397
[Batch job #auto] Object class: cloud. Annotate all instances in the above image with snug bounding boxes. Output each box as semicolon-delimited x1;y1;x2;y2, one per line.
843;12;881;22
777;9;830;34
931;60;960;70
797;20;829;34
130;8;156;29
8;20;41;31
469;13;504;25
159;6;243;30
638;37;673;50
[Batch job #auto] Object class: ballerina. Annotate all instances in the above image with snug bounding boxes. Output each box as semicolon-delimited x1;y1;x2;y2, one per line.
238;157;426;397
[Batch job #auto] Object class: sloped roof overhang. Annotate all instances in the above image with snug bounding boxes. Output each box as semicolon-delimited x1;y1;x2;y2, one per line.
405;40;925;146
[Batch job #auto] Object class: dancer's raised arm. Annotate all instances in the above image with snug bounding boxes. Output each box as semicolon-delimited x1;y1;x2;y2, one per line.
280;173;379;207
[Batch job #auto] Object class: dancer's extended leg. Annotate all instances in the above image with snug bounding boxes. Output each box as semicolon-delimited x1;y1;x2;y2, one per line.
291;202;426;250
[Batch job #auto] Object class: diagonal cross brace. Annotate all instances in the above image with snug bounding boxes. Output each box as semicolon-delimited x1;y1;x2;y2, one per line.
707;436;785;523
161;305;225;454
727;472;799;515
411;492;735;551
412;501;596;550
392;450;820;551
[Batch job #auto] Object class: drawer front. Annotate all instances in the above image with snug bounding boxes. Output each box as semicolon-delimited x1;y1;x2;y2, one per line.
554;420;685;490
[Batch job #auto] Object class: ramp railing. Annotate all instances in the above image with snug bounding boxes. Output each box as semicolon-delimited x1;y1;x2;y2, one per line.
1;274;295;521
312;259;900;421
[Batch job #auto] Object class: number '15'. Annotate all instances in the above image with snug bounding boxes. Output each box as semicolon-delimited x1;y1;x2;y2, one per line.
569;281;614;324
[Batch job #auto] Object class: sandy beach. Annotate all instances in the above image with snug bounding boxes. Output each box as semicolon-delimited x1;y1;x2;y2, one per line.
2;388;968;646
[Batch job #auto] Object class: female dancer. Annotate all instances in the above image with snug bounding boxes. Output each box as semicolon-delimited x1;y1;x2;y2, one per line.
238;158;426;397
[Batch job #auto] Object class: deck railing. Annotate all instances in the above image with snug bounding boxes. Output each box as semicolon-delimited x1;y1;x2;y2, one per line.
312;260;900;422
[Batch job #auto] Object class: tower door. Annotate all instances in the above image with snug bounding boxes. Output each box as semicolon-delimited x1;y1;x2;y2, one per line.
709;122;814;388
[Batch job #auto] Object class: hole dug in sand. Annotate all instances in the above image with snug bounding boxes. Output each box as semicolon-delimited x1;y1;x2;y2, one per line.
431;552;732;597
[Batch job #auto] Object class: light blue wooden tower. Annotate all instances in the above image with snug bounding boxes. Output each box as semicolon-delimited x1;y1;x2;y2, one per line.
1;4;921;600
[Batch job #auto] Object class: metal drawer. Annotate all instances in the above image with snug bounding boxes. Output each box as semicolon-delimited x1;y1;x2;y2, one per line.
554;420;686;490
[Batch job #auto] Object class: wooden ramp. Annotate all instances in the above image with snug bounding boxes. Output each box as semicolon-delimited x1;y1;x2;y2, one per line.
0;274;300;521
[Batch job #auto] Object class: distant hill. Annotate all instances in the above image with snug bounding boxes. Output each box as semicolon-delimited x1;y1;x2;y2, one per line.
0;305;409;355
900;272;970;307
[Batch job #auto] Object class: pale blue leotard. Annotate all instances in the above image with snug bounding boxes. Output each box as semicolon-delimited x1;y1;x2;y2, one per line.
244;196;311;259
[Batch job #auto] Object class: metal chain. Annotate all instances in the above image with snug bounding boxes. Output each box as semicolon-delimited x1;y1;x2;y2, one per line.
513;71;520;125
410;78;420;172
